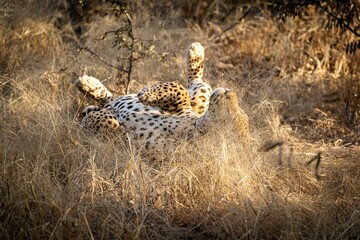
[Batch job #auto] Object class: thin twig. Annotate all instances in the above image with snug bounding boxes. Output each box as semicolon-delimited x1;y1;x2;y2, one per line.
124;10;134;94
220;5;237;22
219;5;253;38
317;4;360;37
76;9;135;94
287;145;294;168
77;45;128;73
306;152;320;165
259;140;284;152
314;153;322;180
306;152;322;180
278;144;283;165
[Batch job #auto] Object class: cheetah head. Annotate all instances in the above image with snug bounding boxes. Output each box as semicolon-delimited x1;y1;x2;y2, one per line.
198;88;250;138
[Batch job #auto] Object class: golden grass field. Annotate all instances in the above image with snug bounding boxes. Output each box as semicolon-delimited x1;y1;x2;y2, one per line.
1;1;359;239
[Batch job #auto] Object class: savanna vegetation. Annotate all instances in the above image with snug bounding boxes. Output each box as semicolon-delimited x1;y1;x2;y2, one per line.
0;0;359;239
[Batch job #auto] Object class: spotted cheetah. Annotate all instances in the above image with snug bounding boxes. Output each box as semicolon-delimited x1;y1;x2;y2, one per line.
77;43;249;151
79;77;249;151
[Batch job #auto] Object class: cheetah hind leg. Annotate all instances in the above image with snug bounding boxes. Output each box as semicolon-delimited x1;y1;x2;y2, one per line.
137;82;192;114
76;75;113;102
185;42;212;117
186;42;205;82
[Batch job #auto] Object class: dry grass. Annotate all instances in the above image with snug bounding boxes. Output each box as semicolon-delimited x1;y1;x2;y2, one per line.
1;1;359;239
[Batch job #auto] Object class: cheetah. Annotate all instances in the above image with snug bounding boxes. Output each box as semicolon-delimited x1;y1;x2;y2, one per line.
76;43;249;151
78;76;249;150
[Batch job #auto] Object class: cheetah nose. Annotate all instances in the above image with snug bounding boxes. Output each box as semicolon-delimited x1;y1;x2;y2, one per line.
224;88;235;97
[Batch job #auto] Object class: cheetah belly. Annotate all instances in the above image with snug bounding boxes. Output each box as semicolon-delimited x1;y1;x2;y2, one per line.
110;95;197;148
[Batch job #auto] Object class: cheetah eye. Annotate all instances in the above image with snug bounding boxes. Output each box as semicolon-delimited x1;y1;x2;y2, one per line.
191;102;196;107
201;89;206;93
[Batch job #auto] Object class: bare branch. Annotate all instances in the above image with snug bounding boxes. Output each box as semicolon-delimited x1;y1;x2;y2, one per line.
306;152;322;180
219;6;253;38
77;45;129;73
318;4;360;37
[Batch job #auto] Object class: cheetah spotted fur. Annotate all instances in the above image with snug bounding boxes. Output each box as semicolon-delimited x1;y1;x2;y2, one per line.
76;43;249;151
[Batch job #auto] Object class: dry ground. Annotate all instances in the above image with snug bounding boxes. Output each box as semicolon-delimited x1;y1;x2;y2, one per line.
0;1;359;239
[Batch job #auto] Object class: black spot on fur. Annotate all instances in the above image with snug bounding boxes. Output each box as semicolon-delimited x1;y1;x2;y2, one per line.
199;96;206;102
113;101;122;108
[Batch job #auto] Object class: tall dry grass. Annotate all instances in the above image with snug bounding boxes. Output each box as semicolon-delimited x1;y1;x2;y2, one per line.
1;1;359;239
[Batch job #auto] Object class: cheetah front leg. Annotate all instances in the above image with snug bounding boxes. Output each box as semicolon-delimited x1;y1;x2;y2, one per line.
76;75;120;133
76;75;113;103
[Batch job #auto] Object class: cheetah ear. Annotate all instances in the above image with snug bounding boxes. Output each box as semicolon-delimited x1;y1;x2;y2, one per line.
226;91;238;105
82;105;100;115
